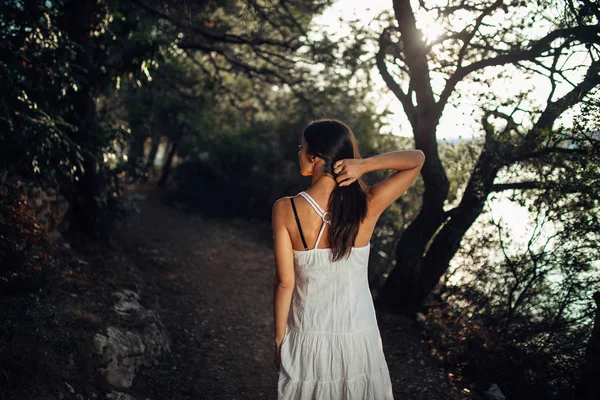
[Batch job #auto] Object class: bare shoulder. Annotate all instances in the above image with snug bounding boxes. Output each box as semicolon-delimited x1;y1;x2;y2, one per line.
273;196;292;209
272;196;292;220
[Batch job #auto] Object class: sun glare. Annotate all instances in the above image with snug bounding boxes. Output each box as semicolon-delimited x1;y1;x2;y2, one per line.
314;0;587;140
417;13;446;44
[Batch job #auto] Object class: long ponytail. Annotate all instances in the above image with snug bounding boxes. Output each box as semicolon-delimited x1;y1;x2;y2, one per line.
303;119;368;261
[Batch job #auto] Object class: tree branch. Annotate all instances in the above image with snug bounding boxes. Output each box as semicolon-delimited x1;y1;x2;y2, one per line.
128;0;301;49
438;25;600;109
392;0;437;113
491;179;591;193
532;60;600;133
491;181;543;192
376;27;417;126
455;0;505;70
510;146;590;163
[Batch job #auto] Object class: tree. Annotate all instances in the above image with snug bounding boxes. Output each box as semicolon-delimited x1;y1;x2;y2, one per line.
114;0;341;188
1;0;160;237
126;0;336;107
374;0;600;314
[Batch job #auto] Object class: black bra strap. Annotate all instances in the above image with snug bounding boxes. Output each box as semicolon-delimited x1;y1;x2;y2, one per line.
290;197;309;250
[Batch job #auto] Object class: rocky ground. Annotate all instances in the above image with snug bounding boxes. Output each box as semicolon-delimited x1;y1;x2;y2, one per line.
0;184;471;399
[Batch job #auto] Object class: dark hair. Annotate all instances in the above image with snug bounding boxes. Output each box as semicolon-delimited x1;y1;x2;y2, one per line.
303;119;368;261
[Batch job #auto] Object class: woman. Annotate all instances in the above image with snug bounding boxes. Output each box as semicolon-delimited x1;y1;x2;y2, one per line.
272;119;425;399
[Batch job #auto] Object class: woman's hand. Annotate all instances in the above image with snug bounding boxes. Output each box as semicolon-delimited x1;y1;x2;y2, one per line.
333;159;366;187
274;343;282;371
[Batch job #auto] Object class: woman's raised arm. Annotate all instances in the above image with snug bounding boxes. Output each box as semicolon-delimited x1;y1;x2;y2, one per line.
333;149;425;216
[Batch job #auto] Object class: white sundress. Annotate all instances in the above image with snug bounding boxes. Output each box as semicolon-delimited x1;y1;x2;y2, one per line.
278;191;394;400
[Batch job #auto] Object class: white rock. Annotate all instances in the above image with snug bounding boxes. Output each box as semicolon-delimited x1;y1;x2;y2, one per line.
484;383;506;400
94;290;170;389
106;391;137;400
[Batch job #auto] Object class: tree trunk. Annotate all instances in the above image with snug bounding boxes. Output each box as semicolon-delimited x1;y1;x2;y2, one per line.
576;292;600;400
157;131;183;188
376;119;449;315
417;148;502;305
375;206;446;315
377;129;504;315
62;0;107;238
127;132;146;174
144;131;161;177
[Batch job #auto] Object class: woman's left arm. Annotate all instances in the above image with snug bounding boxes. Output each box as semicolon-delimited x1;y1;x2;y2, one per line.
272;198;295;366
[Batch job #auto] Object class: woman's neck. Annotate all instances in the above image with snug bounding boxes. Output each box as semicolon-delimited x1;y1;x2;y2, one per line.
310;171;337;197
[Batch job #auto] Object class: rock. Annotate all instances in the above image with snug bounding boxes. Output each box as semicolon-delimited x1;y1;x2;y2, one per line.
106;391;137;400
112;290;144;317
94;290;170;389
94;327;145;388
484;383;506;400
64;382;75;394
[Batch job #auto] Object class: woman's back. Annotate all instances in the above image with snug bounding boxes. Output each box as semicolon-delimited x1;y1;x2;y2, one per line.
286;189;380;252
287;191;377;333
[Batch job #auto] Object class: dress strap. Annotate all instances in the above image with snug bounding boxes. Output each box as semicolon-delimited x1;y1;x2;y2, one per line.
298;192;330;221
298;191;331;249
290;197;309;250
313;220;328;250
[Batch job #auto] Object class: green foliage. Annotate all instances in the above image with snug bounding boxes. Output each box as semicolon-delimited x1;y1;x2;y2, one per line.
427;96;600;398
0;0;166;237
0;0;81;182
0;0;160;241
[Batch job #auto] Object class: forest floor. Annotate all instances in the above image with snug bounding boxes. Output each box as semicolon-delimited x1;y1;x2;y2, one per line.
0;183;472;400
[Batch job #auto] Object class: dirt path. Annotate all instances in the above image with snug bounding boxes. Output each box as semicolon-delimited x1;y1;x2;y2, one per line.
116;186;468;400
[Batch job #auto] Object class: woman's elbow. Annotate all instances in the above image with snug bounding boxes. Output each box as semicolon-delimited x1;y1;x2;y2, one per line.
416;150;425;165
275;278;295;290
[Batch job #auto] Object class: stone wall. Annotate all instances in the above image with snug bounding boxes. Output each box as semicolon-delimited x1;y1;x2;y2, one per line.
25;185;70;242
0;171;70;243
